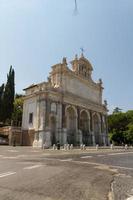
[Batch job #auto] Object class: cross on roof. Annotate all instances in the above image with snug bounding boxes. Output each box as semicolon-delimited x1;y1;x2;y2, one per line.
80;47;85;57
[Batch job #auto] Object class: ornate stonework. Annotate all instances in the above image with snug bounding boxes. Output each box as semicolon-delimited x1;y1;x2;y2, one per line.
22;54;109;147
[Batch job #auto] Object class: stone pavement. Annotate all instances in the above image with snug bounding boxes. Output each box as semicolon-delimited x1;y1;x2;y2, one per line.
0;146;133;200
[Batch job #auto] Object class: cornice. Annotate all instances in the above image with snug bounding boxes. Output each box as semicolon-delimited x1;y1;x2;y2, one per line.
23;87;107;114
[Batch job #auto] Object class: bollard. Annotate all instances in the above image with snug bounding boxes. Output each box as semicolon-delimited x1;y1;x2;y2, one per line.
83;144;86;150
53;144;56;150
64;144;67;151
96;144;99;150
110;144;114;150
57;141;60;150
67;144;70;150
70;144;73;150
125;144;128;150
80;144;83;150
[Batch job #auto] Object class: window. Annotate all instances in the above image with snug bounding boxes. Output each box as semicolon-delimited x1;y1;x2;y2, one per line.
29;113;33;124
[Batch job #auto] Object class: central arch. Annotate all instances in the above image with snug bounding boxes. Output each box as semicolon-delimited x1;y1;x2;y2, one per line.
80;110;90;145
50;116;56;145
66;106;77;145
93;114;100;145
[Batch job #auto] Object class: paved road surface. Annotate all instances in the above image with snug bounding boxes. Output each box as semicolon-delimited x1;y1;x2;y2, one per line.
0;146;133;200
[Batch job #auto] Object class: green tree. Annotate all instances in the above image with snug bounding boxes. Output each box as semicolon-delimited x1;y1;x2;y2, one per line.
113;107;122;114
108;112;128;133
12;95;24;126
126;110;133;124
108;110;133;145
0;84;4;122
109;130;124;145
2;66;15;123
123;124;133;144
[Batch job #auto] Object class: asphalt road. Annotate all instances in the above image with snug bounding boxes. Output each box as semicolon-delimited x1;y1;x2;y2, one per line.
0;146;133;200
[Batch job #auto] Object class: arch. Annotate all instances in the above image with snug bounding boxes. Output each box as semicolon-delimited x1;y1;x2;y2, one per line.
49;115;56;145
80;109;90;119
65;105;77;117
65;106;77;145
93;113;100;145
92;112;101;121
80;110;89;131
80;110;91;145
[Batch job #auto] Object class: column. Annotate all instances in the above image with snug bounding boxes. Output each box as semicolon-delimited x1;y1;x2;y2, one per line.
62;104;67;145
57;103;62;143
90;111;95;146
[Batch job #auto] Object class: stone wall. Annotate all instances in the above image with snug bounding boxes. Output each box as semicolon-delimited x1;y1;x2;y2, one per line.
0;126;21;146
21;129;35;146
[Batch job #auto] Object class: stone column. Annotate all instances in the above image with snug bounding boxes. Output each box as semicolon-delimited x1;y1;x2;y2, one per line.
88;117;91;133
88;115;91;145
78;130;83;145
57;103;62;143
92;134;95;146
103;114;110;146
33;99;40;147
103;135;106;146
34;98;46;148
62;128;67;144
90;111;95;146
62;104;67;145
77;107;81;145
44;129;52;147
101;114;106;146
99;116;102;145
75;115;79;144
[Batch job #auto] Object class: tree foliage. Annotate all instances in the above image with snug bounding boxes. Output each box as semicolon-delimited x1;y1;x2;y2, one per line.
113;107;122;114
0;84;4;122
12;95;24;126
3;66;15;122
108;108;133;145
0;66;15;124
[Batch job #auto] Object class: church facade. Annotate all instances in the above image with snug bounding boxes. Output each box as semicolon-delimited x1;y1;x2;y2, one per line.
22;54;109;147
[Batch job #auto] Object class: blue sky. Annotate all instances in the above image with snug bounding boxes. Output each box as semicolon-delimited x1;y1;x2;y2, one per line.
0;0;133;112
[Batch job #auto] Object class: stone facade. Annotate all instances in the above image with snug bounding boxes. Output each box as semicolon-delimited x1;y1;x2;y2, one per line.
22;54;109;147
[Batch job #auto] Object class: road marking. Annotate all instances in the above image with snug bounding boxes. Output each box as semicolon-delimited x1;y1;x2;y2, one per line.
0;171;16;178
97;155;104;157
81;156;92;159
43;158;58;161
108;152;133;156
60;159;73;162
16;155;26;158
23;164;42;170
41;153;51;156
3;156;18;159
